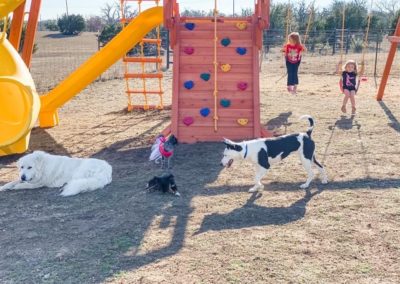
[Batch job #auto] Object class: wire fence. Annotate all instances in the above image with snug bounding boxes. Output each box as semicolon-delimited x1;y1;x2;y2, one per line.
30;29;400;94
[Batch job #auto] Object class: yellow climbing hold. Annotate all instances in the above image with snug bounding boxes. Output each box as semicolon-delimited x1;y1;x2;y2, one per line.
221;63;231;72
237;118;249;126
236;22;247;30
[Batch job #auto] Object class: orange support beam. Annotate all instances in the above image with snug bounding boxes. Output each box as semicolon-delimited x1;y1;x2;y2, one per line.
21;0;41;68
376;17;400;101
9;1;26;51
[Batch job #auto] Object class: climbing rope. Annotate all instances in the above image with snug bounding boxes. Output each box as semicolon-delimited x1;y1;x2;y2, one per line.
359;0;373;76
213;0;219;132
303;1;314;46
275;2;292;83
337;3;346;74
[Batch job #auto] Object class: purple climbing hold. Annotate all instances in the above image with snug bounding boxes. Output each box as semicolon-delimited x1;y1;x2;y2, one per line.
200;107;210;117
184;80;194;90
237;82;248;91
184;47;194;55
183;116;194;126
185;23;195;30
236;47;247;55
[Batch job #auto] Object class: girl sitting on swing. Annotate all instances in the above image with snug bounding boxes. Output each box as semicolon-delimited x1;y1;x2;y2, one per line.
282;32;306;95
340;59;358;115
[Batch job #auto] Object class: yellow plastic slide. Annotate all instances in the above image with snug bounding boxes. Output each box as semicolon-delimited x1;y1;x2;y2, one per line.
0;6;163;156
0;0;25;18
39;6;163;127
0;0;40;156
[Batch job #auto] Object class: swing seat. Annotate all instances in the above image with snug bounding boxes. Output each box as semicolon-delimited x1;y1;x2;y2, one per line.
361;76;368;82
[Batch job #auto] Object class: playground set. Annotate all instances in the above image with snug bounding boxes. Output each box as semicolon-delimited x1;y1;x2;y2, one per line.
1;0;399;156
0;0;270;156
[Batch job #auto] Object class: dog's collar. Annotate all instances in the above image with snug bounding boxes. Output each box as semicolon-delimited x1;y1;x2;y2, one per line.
243;144;248;159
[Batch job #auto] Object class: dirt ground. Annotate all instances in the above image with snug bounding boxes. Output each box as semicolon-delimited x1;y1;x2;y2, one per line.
1;32;400;283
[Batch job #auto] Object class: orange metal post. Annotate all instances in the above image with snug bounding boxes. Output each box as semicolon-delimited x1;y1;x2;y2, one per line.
9;1;26;51
376;17;400;101
21;0;42;68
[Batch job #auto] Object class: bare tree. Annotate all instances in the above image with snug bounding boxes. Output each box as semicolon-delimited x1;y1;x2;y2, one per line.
375;0;400;17
101;2;119;24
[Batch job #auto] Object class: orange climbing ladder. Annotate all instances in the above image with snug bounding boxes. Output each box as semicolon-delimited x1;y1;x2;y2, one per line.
120;0;164;111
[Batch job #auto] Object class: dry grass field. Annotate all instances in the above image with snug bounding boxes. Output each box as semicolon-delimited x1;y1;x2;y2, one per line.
0;31;399;283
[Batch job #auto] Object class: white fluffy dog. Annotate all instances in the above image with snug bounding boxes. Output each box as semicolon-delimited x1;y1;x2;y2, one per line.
0;151;112;196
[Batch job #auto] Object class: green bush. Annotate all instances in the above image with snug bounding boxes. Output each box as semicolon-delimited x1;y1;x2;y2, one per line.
97;23;122;45
57;14;86;35
0;18;38;54
351;38;364;53
44;20;59;31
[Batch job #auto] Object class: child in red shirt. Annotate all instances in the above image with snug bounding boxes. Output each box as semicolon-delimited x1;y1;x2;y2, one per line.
282;32;306;94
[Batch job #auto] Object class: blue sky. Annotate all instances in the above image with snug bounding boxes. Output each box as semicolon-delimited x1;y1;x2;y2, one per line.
36;0;333;20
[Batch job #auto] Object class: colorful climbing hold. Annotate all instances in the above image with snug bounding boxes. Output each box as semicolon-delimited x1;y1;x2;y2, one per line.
185;23;195;30
236;47;247;55
220;99;231;108
183;116;194;126
236;22;247;30
221;64;231;72
237;82;248;91
184;47;195;55
237;118;249;126
221;38;231;47
184;80;194;90
200;108;210;117
200;73;211;81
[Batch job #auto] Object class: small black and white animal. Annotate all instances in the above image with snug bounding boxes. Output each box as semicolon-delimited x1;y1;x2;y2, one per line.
149;134;178;170
220;115;328;192
146;173;180;196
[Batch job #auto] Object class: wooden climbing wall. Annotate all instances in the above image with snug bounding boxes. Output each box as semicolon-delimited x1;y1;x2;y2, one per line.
170;17;264;143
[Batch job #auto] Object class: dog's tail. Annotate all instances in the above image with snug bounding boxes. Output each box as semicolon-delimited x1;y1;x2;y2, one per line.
300;115;314;137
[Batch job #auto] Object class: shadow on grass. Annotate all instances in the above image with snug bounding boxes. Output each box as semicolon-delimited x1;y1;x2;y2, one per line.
44;33;81;39
264;111;293;134
195;189;320;234
0;128;70;165
378;101;400;132
0;138;399;283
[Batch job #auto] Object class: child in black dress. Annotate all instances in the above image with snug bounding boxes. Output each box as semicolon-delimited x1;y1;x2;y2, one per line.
339;60;358;114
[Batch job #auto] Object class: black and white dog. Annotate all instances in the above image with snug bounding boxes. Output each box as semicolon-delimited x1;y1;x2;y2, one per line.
146;173;180;196
221;115;328;192
149;134;178;170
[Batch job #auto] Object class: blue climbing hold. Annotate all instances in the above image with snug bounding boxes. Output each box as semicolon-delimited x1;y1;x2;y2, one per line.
200;73;211;81
221;38;231;47
184;80;194;90
236;47;247;55
200;107;210;117
185;23;195;30
220;99;231;108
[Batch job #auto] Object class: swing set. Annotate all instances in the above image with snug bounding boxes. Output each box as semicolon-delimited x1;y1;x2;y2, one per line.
336;1;372;93
376;17;400;101
275;1;313;84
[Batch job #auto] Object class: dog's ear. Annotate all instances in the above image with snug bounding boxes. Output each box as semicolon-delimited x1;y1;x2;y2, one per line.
223;139;242;152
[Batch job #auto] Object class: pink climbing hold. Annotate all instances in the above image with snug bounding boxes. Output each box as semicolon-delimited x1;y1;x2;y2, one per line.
237;82;248;91
183;116;194;126
184;47;194;55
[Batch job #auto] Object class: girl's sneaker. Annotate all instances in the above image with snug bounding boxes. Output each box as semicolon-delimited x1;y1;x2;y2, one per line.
351;107;356;115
